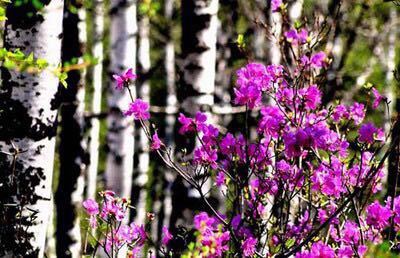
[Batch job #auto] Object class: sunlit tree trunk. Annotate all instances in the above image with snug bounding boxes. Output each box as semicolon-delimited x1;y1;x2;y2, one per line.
55;1;87;256
0;0;64;256
289;0;304;22
135;8;151;225
106;0;137;199
181;0;218;114
87;0;104;199
174;0;219;225
162;0;176;231
386;8;398;201
269;5;282;64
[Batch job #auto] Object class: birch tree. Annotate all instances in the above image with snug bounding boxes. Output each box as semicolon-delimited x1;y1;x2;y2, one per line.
135;4;151;225
55;1;86;256
106;0;137;198
174;0;219;224
162;0;176;230
87;0;104;199
0;0;64;256
181;0;218;114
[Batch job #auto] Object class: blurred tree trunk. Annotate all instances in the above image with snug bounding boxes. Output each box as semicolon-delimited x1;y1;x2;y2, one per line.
106;0;137;198
172;0;219;226
269;3;282;64
87;0;105;199
0;0;64;256
55;1;86;256
162;0;177;232
180;0;218;114
386;8;399;205
135;5;151;225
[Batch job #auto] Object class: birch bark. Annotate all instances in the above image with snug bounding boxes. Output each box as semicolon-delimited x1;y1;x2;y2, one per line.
0;0;64;256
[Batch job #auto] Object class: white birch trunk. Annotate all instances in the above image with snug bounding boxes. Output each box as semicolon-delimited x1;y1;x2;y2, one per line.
289;0;304;22
163;0;176;230
87;0;104;200
181;0;219;114
106;0;137;199
0;1;64;256
269;8;282;65
181;0;218;210
383;8;397;187
135;13;151;225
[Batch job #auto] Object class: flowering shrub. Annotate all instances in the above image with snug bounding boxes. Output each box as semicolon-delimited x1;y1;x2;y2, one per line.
82;1;400;257
82;191;151;257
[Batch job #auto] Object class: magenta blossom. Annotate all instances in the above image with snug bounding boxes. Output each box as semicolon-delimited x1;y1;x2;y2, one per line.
366;201;392;229
124;98;150;120
285;28;308;45
151;132;162;150
359;122;384;144
372;87;384;109
349;102;365;125
161;226;173;245
113;68;137;90
271;0;282;12
242;237;257;257
83;198;99;215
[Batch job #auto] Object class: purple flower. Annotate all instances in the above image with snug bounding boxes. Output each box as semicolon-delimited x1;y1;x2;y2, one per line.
359;122;384;144
242;237;257;257
349;102;365;125
301;84;321;110
332;104;349;122
366;201;392;229
124;98;150;120
112;68;137;90
215;171;225;187
259;106;285;138
178;112;207;134
234;85;262;109
310;51;327;68
372;87;384;109
83;198;99;216
271;0;282;12
161;226;172;245
284;28;308;45
295;241;335;258
151;132;162;150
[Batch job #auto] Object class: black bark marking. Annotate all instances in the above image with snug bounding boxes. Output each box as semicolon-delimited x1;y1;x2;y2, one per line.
5;0;51;30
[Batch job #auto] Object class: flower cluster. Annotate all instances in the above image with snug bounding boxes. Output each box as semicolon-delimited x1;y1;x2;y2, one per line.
183;212;230;258
102;1;400;257
82;191;147;257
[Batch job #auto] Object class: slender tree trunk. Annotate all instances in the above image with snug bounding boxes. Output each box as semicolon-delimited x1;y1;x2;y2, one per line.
55;1;87;256
162;0;176;232
106;0;137;198
269;6;282;65
0;0;64;256
180;0;219;114
135;11;151;225
386;8;398;199
175;0;219;225
87;0;104;199
289;0;304;22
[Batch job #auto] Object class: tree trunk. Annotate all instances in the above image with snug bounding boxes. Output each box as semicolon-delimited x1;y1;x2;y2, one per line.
55;1;87;256
87;0;104;200
269;5;282;65
386;8;398;200
180;0;219;114
162;0;176;233
0;0;64;256
135;11;151;225
106;0;137;199
175;0;219;225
